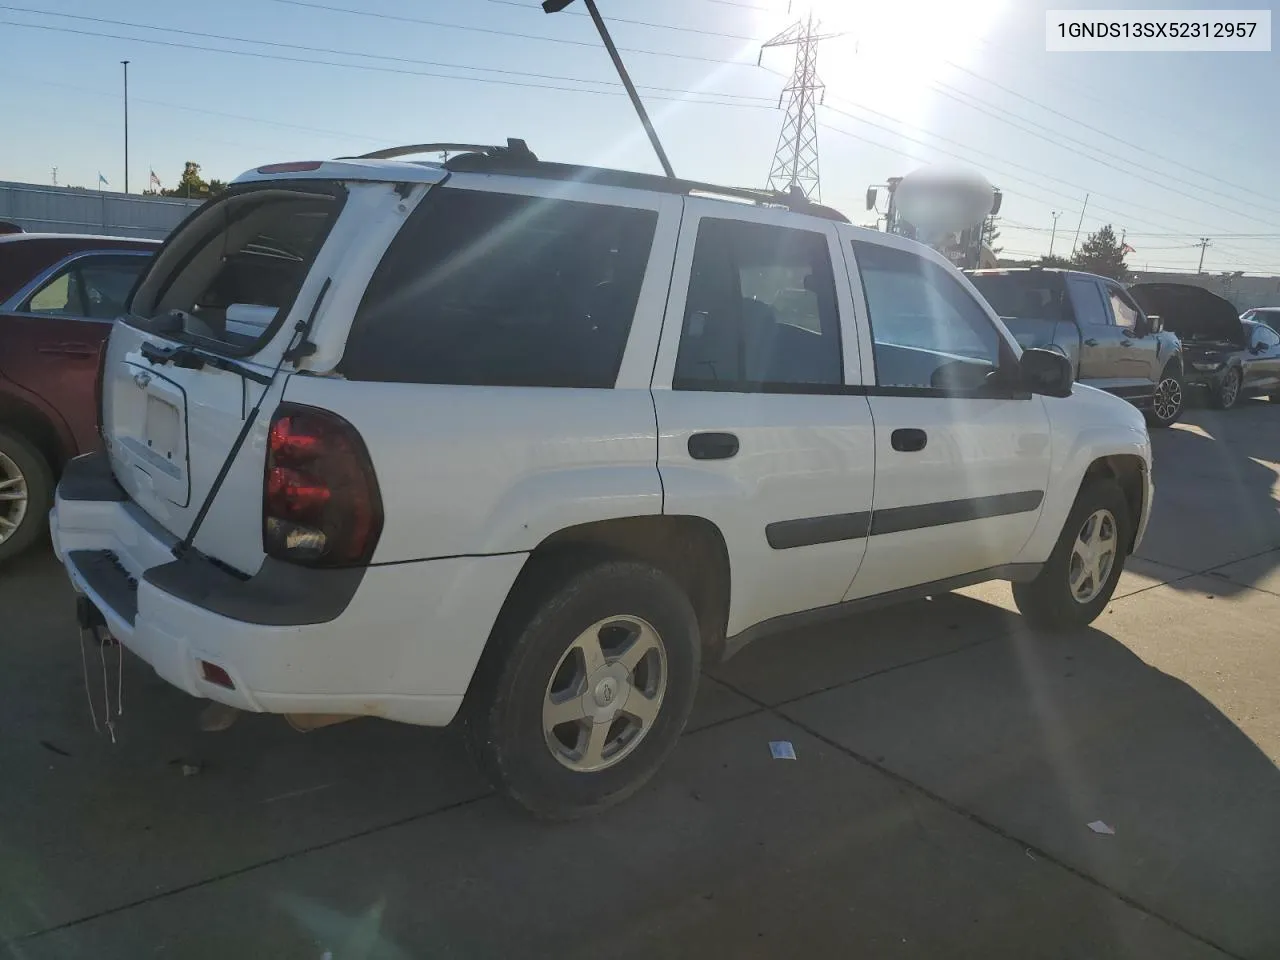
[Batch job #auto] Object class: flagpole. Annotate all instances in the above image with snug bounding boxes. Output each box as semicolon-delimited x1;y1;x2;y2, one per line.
121;61;130;193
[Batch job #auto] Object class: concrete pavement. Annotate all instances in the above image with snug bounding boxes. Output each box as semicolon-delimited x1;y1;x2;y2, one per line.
2;402;1277;959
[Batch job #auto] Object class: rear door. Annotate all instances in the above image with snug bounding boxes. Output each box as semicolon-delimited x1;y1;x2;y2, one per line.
652;200;873;637
1065;275;1126;391
0;251;152;453
102;178;409;574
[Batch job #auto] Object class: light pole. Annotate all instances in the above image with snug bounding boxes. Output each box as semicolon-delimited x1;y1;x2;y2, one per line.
121;60;130;193
542;0;676;179
1049;211;1061;257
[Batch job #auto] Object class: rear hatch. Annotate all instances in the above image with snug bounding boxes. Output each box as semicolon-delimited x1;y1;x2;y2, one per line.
102;178;357;575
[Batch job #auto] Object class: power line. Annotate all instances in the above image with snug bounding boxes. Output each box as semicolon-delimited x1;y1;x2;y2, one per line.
942;58;1280;210
0;6;774;103
265;0;760;66
0;18;777;108
479;0;762;41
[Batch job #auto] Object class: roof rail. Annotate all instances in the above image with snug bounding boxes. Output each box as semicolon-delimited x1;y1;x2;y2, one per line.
347;138;849;223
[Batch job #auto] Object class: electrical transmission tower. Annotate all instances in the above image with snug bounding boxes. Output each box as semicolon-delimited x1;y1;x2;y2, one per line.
760;12;838;200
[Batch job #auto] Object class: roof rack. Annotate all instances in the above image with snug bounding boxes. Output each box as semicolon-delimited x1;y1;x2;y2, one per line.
348;138;849;223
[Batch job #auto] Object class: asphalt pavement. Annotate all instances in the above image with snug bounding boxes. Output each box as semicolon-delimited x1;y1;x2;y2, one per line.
2;401;1277;960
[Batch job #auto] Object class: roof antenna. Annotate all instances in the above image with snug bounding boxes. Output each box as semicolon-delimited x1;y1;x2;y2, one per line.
542;0;676;179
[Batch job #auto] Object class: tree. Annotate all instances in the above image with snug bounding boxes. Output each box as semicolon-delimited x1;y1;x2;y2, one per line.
1037;254;1072;268
159;162;226;199
1071;224;1129;280
981;215;1003;256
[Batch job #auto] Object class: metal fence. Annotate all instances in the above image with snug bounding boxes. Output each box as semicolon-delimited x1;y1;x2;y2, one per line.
0;181;202;240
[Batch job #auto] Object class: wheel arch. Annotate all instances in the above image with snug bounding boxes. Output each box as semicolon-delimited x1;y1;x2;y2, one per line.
0;390;74;474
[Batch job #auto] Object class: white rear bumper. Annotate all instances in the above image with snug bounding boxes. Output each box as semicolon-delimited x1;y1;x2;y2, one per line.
51;489;527;727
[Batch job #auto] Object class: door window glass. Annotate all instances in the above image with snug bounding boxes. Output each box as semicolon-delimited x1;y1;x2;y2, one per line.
77;257;150;319
1254;325;1280;349
1107;285;1142;330
344;188;657;388
852;240;1001;392
1066;277;1111;326
25;270;79;315
674;218;842;390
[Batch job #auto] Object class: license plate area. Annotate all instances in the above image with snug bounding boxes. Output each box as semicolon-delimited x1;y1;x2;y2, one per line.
115;361;191;507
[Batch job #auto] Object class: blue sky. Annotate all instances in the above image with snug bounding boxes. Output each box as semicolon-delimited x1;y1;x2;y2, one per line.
1;0;1277;272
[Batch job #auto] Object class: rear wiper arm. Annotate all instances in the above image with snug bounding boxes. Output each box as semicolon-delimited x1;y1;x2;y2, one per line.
139;341;273;385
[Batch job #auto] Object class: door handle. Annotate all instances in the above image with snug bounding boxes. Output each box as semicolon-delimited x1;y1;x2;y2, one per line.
890;428;928;453
1120;340;1133;347
1084;338;1099;347
688;432;739;460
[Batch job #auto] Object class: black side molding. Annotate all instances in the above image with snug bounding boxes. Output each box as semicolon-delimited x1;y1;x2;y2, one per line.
721;563;1043;661
766;490;1045;550
58;451;126;502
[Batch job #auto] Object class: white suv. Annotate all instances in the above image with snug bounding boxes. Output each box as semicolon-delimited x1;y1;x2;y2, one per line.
50;141;1153;818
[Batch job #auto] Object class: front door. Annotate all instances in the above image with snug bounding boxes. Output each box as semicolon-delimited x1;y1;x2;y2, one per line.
843;236;1053;600
1065;275;1127;392
1245;323;1280;392
0;252;152;453
652;200;874;638
1103;281;1162;388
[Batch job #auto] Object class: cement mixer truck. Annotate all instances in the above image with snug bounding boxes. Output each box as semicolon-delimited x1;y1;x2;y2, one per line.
867;166;1002;270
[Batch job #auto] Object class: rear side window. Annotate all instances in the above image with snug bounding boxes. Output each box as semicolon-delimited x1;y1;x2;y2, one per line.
342;188;658;389
673;218;842;391
22;255;149;319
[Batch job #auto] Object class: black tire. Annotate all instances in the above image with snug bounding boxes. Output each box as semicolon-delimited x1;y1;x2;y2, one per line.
1209;366;1242;410
1012;479;1131;631
0;428;54;564
1144;364;1184;428
464;557;701;820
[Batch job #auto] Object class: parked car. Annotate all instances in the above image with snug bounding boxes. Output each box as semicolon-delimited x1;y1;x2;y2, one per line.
967;267;1185;427
1240;306;1280;335
1129;283;1280;408
0;233;159;561
50;143;1152;818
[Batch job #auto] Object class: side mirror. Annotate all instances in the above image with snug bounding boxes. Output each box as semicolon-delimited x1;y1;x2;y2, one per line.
1146;313;1163;333
1020;347;1074;398
1251;341;1266;354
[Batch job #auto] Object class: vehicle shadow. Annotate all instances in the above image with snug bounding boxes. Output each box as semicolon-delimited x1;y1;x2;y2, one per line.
1140;401;1280;593
4;563;1277;958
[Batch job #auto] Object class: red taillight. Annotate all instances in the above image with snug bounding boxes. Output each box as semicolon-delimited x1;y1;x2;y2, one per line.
256;161;324;174
262;405;383;567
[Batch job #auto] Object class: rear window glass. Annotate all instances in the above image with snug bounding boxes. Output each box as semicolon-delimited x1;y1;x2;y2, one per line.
128;186;342;354
340;188;658;389
968;273;1065;323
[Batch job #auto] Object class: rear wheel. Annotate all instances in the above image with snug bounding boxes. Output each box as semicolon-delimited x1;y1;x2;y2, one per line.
1210;367;1242;410
0;429;53;564
1012;479;1130;631
465;558;700;819
1144;366;1184;428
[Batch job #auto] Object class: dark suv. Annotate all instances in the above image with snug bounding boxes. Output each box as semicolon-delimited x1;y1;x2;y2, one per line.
0;233;158;561
967;268;1185;427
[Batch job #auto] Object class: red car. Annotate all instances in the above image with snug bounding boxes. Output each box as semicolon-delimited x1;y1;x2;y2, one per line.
1;233;159;561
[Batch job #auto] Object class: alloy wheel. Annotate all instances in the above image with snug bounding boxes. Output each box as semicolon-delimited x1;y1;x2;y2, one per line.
542;615;667;773
1152;377;1183;423
1220;369;1241;408
0;451;29;547
1068;508;1117;604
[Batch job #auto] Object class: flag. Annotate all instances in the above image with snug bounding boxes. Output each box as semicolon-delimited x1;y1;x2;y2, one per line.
1121;243;1135;255
98;172;109;187
149;169;161;191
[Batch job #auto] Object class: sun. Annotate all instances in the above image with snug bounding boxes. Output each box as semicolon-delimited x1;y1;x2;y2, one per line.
807;0;1010;118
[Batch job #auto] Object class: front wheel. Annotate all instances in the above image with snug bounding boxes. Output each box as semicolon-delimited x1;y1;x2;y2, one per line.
1210;367;1242;410
1012;479;1131;631
464;558;701;819
1144;367;1184;428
